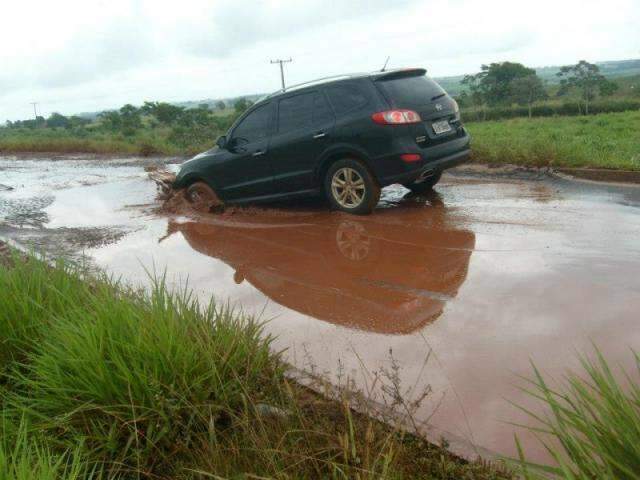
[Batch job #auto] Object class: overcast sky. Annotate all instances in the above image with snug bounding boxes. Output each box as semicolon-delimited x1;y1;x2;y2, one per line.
2;0;639;122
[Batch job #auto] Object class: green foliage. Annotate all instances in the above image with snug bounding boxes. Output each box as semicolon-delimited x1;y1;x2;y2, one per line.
515;348;640;479
141;101;185;125
464;62;537;106
467;110;640;170
98;111;122;131
3;258;277;476
462;98;640;122
0;416;99;480
557;60;619;114
45;112;70;129
118;104;142;135
215;99;226;110
234;97;250;114
510;75;548;117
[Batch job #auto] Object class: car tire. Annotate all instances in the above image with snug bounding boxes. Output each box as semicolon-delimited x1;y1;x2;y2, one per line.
403;171;442;194
186;181;223;212
325;158;380;215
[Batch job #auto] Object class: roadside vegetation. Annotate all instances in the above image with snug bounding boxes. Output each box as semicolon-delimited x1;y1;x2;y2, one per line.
2;250;640;479
467;110;640;170
1;59;639;172
516;348;640;479
0;252;511;479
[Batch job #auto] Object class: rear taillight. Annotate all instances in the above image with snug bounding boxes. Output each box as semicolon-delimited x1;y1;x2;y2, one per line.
400;154;421;163
371;109;421;125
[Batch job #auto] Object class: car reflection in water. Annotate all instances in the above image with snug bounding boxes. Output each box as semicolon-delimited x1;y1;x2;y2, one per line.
164;192;475;335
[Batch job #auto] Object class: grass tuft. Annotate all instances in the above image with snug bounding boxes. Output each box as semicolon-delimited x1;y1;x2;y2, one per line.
515;347;640;479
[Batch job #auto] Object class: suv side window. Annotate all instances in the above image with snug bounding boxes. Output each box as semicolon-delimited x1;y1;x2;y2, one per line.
278;93;314;133
232;104;271;144
325;82;368;116
313;91;334;125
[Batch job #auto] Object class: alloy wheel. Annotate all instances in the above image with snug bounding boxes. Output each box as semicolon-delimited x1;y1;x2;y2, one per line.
331;167;366;208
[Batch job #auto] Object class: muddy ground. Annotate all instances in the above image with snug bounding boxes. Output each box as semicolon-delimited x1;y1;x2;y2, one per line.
1;154;639;464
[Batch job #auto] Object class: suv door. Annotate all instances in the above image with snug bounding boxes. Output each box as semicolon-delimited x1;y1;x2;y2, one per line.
269;90;335;194
222;102;275;200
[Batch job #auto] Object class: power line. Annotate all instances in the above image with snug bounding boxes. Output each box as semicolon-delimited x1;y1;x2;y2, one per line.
270;58;292;89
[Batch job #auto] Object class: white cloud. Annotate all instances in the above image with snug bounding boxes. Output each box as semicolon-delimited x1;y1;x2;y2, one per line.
1;0;638;121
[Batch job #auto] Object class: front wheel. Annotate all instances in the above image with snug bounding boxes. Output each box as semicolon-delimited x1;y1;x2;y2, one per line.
325;159;381;215
186;181;223;212
403;171;442;194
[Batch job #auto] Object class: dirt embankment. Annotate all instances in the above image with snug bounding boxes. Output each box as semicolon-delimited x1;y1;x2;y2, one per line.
452;164;640;185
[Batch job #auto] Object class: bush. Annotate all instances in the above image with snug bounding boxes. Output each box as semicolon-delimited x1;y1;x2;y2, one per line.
4;258;278;476
0;416;97;480
462;99;640;122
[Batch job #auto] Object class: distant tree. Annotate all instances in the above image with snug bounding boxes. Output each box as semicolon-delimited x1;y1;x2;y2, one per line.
141;101;183;125
99;111;122;131
198;103;210;111
35;116;46;127
465;62;536;106
510;75;548;118
216;100;226;111
68;116;91;128
460;74;488;119
177;107;212;128
119;104;142;134
46;112;70;129
557;60;618;114
599;80;619;97
234;97;249;114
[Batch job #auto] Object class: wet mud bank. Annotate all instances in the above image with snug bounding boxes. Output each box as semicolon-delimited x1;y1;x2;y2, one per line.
2;154;640;465
455;163;640;184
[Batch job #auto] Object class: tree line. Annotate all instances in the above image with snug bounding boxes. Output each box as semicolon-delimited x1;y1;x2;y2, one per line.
4;97;254;136
458;60;619;117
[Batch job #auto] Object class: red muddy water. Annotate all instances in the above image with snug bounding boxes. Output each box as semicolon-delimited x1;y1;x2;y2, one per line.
1;155;640;463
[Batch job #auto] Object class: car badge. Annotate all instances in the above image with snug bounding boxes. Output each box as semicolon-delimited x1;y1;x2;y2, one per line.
435;103;443;111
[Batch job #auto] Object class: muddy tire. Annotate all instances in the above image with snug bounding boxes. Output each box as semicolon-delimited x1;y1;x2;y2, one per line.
186;181;222;212
324;159;380;215
403;171;442;194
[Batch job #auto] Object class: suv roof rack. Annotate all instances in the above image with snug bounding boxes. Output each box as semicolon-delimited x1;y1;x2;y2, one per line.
260;67;428;101
263;73;365;99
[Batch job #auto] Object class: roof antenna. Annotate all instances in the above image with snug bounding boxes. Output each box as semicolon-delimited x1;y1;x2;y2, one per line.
381;56;390;72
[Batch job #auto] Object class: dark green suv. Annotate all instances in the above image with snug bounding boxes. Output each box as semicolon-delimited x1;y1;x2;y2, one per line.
174;68;470;214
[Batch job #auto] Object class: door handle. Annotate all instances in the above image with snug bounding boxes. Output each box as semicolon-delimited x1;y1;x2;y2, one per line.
252;150;265;157
313;132;327;139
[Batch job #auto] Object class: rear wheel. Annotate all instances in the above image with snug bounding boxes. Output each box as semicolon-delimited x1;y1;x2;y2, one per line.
403;171;442;194
325;159;380;215
186;181;223;212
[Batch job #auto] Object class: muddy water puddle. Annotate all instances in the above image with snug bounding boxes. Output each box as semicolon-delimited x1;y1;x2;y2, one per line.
2;155;640;463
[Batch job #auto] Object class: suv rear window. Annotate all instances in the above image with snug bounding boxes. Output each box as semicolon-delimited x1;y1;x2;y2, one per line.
377;75;445;108
325;83;368;116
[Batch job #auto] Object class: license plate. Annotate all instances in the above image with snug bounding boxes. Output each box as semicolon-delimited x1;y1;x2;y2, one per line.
432;120;452;135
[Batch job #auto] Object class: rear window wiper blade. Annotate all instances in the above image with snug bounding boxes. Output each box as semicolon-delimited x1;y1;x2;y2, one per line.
431;93;446;101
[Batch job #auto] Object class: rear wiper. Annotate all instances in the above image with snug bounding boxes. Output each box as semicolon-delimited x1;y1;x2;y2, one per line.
431;93;446;101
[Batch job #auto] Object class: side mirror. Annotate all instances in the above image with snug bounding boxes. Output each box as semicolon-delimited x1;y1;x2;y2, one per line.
216;135;227;149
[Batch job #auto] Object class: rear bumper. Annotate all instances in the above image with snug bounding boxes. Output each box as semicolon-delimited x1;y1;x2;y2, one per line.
377;132;471;186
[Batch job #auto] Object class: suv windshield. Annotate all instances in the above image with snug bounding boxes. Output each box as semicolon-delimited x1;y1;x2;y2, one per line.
377;75;445;108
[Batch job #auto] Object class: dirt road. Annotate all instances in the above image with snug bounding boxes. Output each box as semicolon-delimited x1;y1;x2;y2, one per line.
2;154;639;463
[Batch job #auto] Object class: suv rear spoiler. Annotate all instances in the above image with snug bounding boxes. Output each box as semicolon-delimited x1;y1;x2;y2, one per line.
373;68;427;81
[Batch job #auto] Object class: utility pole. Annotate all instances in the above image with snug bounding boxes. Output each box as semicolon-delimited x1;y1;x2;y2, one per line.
30;102;39;120
270;58;292;89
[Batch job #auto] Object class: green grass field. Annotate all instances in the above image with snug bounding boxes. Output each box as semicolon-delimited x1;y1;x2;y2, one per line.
466;110;640;170
1;110;639;172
